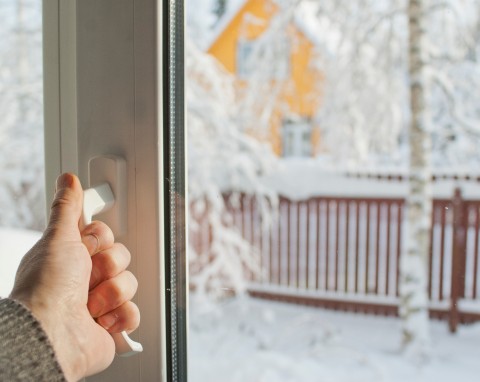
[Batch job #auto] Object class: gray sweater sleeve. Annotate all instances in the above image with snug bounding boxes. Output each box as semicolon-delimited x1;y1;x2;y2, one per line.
0;298;66;381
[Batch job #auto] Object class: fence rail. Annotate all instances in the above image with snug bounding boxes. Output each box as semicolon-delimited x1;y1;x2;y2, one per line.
190;189;480;331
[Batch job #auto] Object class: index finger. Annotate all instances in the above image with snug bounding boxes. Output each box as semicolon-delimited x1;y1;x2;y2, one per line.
81;220;115;256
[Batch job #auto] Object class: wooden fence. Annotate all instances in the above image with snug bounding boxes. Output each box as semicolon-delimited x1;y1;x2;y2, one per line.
190;189;480;332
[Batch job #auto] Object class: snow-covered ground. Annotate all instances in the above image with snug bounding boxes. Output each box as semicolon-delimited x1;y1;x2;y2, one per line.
1;228;479;381
189;296;480;382
0;227;41;297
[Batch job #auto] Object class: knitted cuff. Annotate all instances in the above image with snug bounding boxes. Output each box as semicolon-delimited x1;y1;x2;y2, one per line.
0;298;66;381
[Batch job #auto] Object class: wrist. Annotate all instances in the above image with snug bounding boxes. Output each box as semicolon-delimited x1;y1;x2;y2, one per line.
11;295;88;382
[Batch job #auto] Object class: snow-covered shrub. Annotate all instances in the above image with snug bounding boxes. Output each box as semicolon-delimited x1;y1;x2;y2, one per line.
187;40;278;299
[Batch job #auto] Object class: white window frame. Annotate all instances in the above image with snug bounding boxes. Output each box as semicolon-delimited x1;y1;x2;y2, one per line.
43;1;187;381
281;118;312;157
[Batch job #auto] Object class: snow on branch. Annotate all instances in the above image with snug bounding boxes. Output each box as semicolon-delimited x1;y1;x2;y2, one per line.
187;39;278;298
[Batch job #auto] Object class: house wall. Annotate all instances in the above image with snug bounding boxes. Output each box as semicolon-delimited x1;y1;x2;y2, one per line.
208;0;323;156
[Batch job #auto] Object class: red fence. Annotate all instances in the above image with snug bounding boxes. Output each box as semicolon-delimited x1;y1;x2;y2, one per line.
190;189;480;331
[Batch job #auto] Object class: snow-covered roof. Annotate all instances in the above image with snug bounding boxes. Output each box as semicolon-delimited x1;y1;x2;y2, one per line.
205;0;321;52
260;158;480;201
204;0;340;64
205;0;249;50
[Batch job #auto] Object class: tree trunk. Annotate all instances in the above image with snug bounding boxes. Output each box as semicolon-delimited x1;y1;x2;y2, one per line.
400;0;432;355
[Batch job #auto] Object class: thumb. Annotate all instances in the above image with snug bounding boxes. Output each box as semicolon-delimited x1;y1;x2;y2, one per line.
46;173;84;240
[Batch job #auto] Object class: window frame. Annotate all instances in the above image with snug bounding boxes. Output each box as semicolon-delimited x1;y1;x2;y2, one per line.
43;0;187;380
281;118;312;157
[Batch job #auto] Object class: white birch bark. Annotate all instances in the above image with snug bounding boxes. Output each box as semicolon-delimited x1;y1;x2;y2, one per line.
399;0;432;355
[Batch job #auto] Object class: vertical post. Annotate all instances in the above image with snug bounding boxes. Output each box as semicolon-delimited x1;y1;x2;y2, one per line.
296;202;301;288
385;202;392;295
365;202;371;294
269;201;274;284
315;200;321;290
335;201;340;291
355;202;361;293
287;199;291;286
439;203;447;300
345;202;351;292
450;188;466;333
375;202;381;294
473;205;480;299
325;201;330;290
278;199;283;284
427;203;435;299
396;202;403;297
306;201;311;289
250;196;256;282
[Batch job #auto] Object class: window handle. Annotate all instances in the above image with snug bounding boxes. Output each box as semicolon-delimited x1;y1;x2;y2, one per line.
83;182;143;357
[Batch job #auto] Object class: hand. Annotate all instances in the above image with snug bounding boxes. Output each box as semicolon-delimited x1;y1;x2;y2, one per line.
10;173;140;381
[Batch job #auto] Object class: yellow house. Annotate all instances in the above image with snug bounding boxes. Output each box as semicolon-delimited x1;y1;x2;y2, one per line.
207;0;323;157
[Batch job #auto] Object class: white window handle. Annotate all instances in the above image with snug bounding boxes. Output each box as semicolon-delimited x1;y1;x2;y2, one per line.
83;183;143;357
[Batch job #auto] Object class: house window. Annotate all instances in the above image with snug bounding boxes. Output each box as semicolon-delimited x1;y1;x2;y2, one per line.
281;118;312;157
237;39;255;79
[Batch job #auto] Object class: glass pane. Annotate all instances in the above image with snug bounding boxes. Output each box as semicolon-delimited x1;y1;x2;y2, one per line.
187;1;480;381
0;0;44;297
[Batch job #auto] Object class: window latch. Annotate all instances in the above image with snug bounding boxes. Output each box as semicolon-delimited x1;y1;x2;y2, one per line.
82;156;143;358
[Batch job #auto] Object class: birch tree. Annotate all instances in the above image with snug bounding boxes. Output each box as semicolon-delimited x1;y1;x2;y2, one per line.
399;0;431;354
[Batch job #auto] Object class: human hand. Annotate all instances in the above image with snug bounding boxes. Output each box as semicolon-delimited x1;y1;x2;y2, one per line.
10;173;140;381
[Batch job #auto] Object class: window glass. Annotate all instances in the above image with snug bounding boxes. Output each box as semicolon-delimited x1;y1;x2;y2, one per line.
237;39;255;78
281;118;312;157
0;0;44;297
187;0;480;381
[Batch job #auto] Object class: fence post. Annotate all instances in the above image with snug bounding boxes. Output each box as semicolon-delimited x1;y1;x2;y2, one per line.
450;187;467;333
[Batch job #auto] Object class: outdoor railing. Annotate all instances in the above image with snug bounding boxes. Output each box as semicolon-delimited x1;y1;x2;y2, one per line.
190;188;480;332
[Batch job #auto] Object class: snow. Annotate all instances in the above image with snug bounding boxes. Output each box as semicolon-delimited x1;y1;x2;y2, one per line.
205;0;249;50
0;1;45;231
2;227;479;381
187;38;279;296
189;296;480;381
260;158;480;201
0;227;41;297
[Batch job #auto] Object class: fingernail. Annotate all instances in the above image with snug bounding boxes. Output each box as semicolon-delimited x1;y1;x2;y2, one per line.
88;294;105;318
98;313;118;330
56;173;73;191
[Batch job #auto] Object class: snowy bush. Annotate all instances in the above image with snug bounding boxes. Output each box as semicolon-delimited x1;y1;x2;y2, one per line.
187;40;278;299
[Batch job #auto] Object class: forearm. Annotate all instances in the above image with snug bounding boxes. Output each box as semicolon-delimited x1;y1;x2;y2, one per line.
0;298;66;382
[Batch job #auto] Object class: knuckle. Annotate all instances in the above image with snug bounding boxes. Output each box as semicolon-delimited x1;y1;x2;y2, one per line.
117;244;132;269
51;189;77;211
85;221;114;244
127;303;141;330
124;271;139;291
109;272;136;304
103;245;128;275
110;281;126;305
116;243;132;264
104;252;121;276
